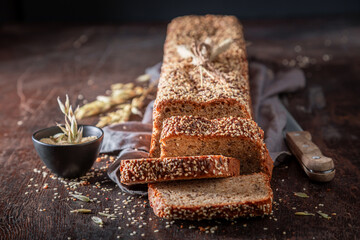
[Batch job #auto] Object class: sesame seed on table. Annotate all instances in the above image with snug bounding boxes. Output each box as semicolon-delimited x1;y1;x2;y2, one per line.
0;17;360;239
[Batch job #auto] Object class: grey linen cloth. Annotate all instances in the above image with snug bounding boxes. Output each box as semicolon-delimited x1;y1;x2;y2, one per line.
103;62;306;195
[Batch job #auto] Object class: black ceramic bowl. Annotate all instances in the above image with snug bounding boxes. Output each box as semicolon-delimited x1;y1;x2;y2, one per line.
32;125;104;179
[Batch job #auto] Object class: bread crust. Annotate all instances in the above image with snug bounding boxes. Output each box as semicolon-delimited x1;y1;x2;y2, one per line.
120;155;240;185
148;173;273;220
263;148;274;178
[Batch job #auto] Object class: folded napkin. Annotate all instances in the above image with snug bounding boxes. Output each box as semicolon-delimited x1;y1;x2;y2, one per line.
102;62;306;195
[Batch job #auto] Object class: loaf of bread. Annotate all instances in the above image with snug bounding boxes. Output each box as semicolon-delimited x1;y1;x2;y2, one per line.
149;15;252;158
120;155;240;185
148;173;273;220
159;116;272;176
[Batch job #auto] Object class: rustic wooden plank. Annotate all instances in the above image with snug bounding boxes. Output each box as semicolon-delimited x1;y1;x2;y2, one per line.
0;19;359;239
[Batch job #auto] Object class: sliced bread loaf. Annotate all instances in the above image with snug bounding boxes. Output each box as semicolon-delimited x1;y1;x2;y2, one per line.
149;15;252;158
120;155;240;185
159;116;273;176
148;173;273;220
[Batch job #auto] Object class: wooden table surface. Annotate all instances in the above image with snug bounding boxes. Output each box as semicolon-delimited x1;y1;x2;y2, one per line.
1;17;360;239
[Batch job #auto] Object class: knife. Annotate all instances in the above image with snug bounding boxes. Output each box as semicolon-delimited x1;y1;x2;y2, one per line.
280;101;335;182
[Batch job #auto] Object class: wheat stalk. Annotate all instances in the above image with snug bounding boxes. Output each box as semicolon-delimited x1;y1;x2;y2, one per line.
56;95;83;144
176;38;233;87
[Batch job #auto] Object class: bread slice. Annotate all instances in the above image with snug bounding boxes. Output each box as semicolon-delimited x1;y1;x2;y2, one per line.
159;116;273;176
148;173;273;220
149;15;252;158
120;155;240;185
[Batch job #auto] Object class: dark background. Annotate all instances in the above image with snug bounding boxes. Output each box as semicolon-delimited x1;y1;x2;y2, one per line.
1;0;360;23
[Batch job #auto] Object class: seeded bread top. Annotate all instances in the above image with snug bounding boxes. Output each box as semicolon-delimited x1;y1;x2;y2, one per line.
155;15;251;116
120;155;240;184
161;116;264;142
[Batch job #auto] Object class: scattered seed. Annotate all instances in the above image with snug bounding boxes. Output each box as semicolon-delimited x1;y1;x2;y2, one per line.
322;54;330;62
70;209;92;214
69;193;90;202
294;45;302;53
294;192;309;198
295;211;315;216
92;216;104;227
317;211;331;220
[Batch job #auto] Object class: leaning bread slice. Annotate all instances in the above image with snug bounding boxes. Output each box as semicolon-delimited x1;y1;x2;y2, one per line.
148;173;273;220
160;116;273;176
120;155;240;185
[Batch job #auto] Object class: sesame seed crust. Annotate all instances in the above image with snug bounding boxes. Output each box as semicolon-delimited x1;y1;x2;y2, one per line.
120;155;240;185
148;173;273;220
156;15;250;110
161;116;264;141
149;15;252;158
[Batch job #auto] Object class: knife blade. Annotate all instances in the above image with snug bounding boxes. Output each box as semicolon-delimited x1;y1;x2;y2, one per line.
280;100;335;182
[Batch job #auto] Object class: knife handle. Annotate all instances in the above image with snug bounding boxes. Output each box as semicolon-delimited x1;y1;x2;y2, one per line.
286;131;335;182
